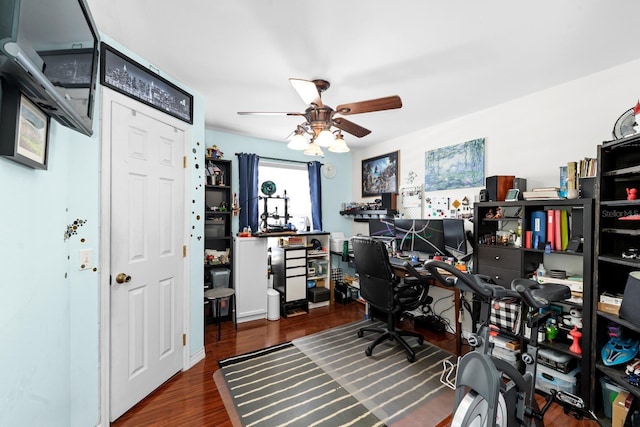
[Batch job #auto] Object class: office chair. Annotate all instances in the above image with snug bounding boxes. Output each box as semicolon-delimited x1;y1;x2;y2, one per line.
352;237;431;362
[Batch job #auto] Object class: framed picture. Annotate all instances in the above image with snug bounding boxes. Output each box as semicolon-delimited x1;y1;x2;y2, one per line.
424;138;485;191
39;48;94;88
0;82;50;169
100;43;193;124
362;151;399;197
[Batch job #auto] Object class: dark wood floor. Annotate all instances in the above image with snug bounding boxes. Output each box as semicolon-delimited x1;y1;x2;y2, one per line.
111;302;598;427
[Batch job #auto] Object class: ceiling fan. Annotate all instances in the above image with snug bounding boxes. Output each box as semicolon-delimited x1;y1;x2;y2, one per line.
238;78;402;154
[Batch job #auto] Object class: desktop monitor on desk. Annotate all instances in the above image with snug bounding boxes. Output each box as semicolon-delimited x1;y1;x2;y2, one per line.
443;219;469;261
368;219;395;238
394;219;446;256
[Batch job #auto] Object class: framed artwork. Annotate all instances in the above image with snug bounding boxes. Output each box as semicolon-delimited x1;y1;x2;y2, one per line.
424;138;485;191
0;83;50;169
39;48;94;88
362;151;399;197
100;43;193;124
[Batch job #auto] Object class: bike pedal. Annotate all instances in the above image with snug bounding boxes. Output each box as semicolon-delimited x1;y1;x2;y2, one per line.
555;391;585;409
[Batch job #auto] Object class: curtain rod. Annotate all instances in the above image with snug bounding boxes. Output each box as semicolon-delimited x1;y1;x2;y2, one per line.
235;153;323;166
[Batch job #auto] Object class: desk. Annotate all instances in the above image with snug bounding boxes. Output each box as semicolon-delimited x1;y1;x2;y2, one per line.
393;265;462;357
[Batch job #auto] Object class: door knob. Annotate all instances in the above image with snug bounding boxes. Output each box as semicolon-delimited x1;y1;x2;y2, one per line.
115;273;132;284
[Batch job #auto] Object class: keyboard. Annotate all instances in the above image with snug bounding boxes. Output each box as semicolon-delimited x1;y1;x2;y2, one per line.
389;257;422;267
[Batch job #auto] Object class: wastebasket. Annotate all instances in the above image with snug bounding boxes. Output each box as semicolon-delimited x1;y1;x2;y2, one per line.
267;289;280;321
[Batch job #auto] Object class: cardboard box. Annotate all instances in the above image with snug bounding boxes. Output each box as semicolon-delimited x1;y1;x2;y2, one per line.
600;292;624;306
612;390;633;427
598;302;621;316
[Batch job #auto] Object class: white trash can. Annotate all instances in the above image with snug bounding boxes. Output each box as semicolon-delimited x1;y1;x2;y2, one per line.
267;289;280;321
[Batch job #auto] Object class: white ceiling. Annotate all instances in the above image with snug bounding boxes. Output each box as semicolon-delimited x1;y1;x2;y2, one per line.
85;0;640;149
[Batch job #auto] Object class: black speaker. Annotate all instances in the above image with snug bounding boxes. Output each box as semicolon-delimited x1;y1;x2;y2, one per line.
479;189;489;202
485;175;515;201
381;193;397;210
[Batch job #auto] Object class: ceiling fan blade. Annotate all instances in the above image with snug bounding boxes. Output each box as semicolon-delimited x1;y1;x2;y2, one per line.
332;117;371;138
335;95;402;115
289;78;324;107
237;111;304;116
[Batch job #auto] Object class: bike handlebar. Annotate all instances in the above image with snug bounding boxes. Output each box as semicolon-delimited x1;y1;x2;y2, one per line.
424;260;571;308
424;260;518;299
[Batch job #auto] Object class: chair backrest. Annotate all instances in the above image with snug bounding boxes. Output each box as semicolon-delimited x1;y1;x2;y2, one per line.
352;237;396;312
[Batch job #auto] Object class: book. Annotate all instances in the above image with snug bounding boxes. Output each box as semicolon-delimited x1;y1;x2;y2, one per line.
567;161;577;190
523;190;562;200
559;166;568;198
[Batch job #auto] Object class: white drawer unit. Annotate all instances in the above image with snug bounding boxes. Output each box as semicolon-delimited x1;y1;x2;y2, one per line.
272;244;309;317
270;233;331;317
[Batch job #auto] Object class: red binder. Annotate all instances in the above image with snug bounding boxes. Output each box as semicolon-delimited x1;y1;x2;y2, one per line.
554;209;562;251
547;210;555;250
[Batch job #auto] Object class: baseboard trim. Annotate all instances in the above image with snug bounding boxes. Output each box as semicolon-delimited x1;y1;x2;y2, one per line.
189;347;206;368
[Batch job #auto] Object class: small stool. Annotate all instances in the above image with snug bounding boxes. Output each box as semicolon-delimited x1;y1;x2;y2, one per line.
204;287;236;340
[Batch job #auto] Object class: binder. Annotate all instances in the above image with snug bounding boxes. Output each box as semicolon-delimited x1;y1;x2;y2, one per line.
554;209;562;251
547;210;555;250
560;210;569;251
531;211;546;250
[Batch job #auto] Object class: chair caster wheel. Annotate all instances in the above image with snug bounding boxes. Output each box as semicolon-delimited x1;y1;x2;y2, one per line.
365;348;372;357
407;354;415;363
357;330;364;338
417;338;424;345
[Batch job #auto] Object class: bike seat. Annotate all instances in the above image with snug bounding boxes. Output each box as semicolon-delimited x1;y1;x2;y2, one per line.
511;278;571;308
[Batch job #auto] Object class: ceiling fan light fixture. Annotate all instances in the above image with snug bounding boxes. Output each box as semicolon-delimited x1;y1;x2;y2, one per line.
303;141;324;157
328;132;350;153
287;129;309;150
315;128;335;147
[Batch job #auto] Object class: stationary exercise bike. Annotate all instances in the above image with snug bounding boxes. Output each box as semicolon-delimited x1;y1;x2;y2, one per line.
425;260;598;427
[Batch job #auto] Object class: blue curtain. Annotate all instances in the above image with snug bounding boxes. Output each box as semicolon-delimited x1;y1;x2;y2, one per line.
308;161;322;230
236;153;259;233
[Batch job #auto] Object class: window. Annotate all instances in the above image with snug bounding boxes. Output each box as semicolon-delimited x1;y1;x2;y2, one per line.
258;161;312;231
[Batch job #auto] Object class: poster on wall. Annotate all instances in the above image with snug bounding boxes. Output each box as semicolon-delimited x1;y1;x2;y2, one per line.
362;151;399;197
424;138;485;191
100;43;193;124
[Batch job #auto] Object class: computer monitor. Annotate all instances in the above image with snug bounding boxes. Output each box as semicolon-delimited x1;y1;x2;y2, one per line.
443;218;469;261
412;219;446;255
394;219;446;256
393;219;416;252
368;219;395;238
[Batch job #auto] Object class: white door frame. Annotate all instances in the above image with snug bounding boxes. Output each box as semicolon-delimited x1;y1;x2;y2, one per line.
98;87;192;425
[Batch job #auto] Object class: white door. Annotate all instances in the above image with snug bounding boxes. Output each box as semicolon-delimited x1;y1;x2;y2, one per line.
108;96;186;421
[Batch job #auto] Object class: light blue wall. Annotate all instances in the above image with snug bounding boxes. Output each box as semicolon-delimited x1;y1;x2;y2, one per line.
0;98;98;425
0;34;205;426
205;129;353;237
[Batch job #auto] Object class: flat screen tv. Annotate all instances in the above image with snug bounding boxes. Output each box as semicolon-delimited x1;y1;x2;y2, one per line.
0;0;99;136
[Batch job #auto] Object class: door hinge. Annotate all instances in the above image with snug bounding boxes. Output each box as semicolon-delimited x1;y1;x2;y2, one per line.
182;334;186;346
183;245;187;257
183;156;187;168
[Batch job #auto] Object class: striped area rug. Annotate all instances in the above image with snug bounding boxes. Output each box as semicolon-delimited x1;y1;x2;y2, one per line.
217;319;455;427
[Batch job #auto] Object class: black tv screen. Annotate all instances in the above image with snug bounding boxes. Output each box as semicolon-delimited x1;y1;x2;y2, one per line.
0;0;99;136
